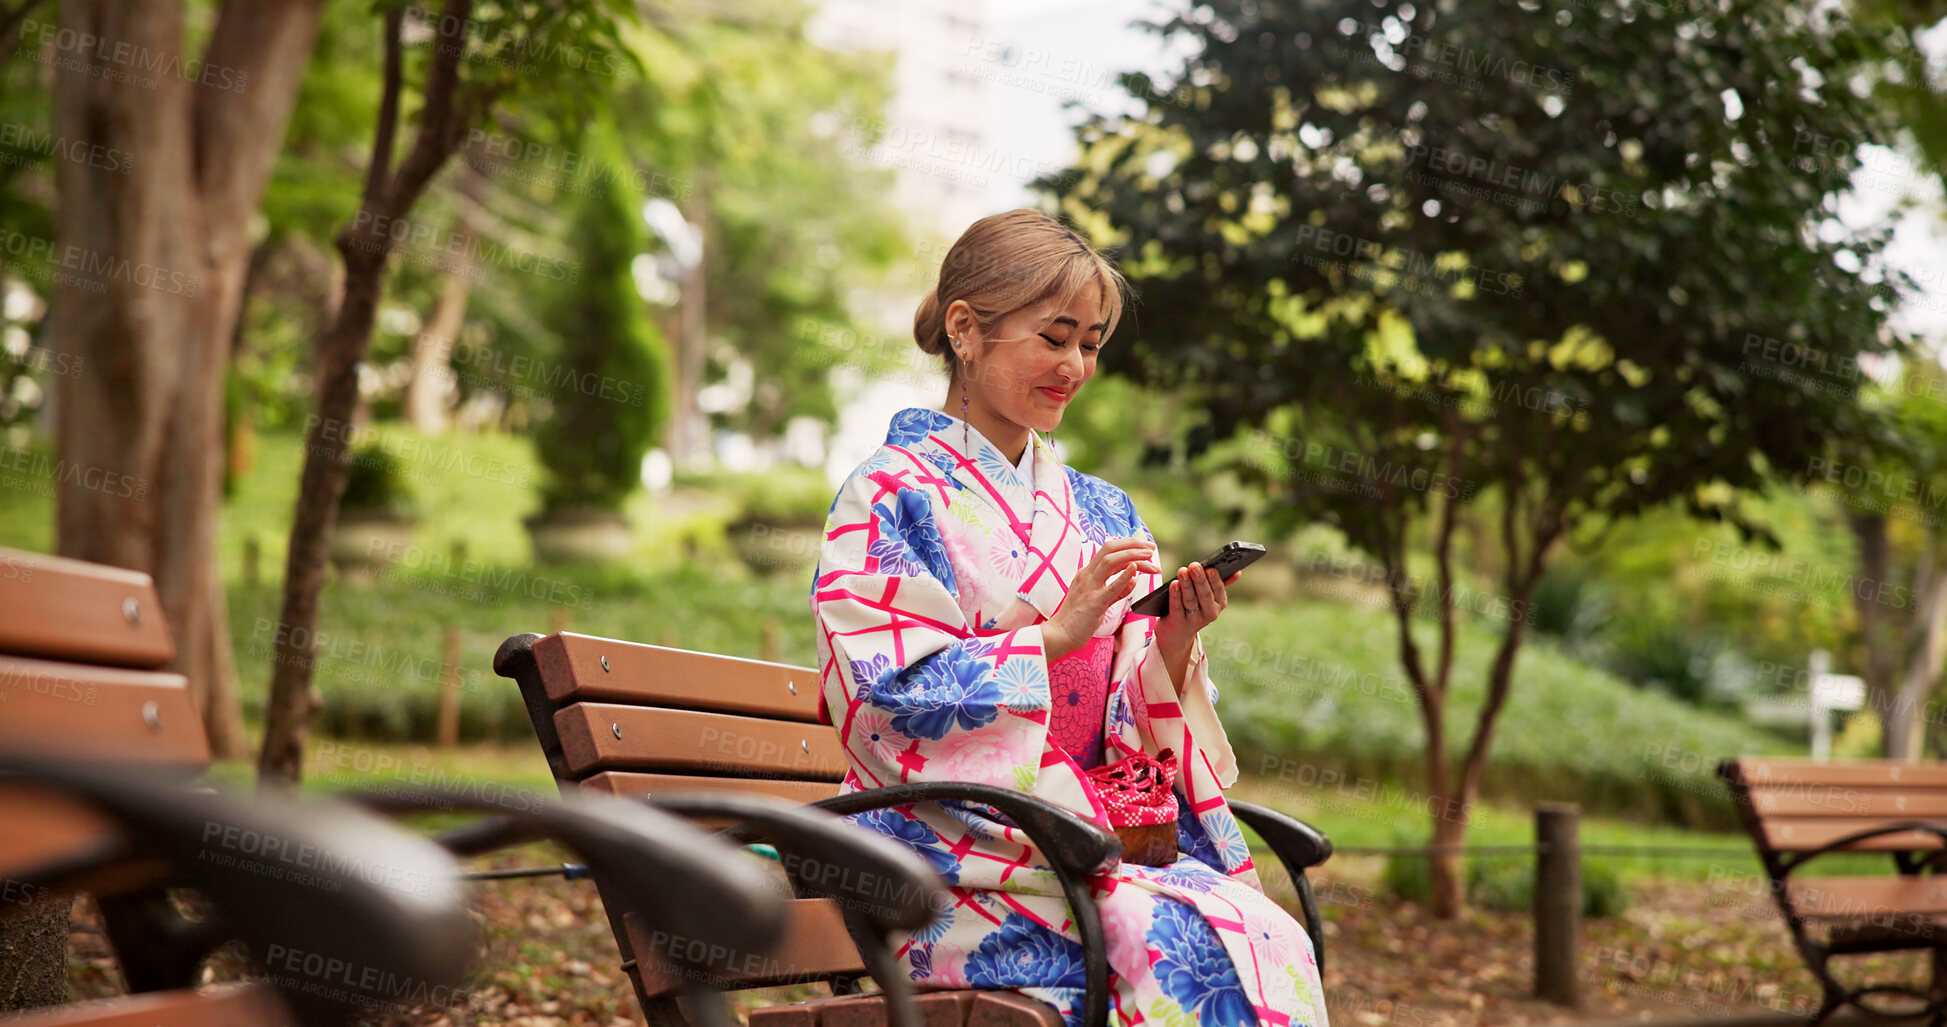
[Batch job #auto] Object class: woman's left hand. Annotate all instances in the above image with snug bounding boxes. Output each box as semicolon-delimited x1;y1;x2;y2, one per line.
1152;562;1241;693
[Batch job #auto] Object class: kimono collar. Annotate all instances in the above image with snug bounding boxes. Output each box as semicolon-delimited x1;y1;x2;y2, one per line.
883;407;1084;621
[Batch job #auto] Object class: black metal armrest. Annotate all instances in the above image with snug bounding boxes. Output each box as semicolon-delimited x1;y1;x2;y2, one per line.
649;792;946;931
337;785;788;1000
808;782;1121;1027
1774;821;1947;877
1228;799;1332;975
649;791;953;1027
1228;800;1332;869
1;758;477;1027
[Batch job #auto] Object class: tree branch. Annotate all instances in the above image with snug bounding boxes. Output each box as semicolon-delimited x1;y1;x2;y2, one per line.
382;0;476;217
193;0;325;224
364;5;407;215
1372;496;1431;702
1430;413;1464;697
1457;481;1559;804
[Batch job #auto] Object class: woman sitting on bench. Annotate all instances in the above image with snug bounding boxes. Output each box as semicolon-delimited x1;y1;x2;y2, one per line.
809;209;1329;1027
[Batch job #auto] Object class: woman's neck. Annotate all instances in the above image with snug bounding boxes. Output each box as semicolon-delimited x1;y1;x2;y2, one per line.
945;384;1030;465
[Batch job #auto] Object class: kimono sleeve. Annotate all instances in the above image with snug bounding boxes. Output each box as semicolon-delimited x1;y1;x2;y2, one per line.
812;466;1053;793
1127;511;1240;790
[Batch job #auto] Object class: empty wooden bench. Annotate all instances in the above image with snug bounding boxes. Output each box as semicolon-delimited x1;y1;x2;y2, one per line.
0;547;478;1026
1721;756;1947;1023
496;629;1335;1027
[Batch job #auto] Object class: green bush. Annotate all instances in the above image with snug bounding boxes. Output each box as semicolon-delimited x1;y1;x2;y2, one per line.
1462;857;1629;917
734;466;837;526
1380;831;1432;903
1218;598;1786;829
341;443;414;516
1525;566;1609;644
1582;859;1631;918
1466;859;1531;912
530;133;671;515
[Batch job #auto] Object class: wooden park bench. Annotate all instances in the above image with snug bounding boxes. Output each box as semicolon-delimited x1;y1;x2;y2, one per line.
1721;756;1947;1023
0;547;816;1027
0;547;478;1025
497;629;1335;1027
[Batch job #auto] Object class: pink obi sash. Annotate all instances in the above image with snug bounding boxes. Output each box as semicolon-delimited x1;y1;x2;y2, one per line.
1046;631;1115;769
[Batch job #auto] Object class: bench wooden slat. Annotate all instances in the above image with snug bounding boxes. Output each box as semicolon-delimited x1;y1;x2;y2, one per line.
967;993;1065;1027
536;632;822;722
750;990;981;1027
555;702;847;780
580;772;841;805
0;781;122;880
1725;758;1947;789
1748;788;1947;818
0;655;208;766
1760;817;1947;852
0;982;293;1027
0;549;175;670
1787;876;1947;919
632;897;864;996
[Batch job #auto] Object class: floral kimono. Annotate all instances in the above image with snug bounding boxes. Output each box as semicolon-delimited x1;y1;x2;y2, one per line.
808;407;1328;1027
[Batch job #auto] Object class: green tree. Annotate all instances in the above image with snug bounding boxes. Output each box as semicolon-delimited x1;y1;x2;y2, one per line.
1829;365;1947;760
1050;0;1908;916
531;132;672;514
259;0;636;790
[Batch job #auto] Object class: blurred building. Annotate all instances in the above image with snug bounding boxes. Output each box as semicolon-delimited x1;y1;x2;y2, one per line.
809;0;1004;240
806;0;1011;479
796;1;1163;480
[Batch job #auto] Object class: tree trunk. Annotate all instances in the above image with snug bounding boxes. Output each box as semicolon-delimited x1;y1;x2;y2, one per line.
46;0;322;760
257;246;387;790
1890;564;1947;761
27;0;322;1003
258;0;475;791
1848;512;1908;756
1421;690;1465;917
403;245;472;433
669;190;708;466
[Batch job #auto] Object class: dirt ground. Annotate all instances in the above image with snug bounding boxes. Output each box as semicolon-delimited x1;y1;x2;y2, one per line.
58;847;1941;1026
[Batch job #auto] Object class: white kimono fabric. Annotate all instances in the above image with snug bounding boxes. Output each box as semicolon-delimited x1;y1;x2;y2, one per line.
808;407;1328;1027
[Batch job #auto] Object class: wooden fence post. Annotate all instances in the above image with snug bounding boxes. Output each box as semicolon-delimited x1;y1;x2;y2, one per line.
1534;802;1581;1007
436;625;463;749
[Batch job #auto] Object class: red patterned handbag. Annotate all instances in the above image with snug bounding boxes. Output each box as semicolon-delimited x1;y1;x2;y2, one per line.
1084;748;1179;867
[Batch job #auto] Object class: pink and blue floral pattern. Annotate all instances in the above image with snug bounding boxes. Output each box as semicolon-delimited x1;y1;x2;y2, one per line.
1148;901;1257;1027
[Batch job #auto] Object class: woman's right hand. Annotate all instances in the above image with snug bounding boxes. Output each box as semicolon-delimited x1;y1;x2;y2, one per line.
1044;537;1159;661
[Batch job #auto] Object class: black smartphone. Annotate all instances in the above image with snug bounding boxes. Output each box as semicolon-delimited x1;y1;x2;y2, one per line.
1128;541;1268;617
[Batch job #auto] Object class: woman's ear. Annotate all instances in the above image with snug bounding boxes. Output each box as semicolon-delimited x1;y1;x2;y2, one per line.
942;299;978;350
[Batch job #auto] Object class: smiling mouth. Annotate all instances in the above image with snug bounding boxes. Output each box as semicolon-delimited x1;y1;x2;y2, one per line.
1038;387;1071;401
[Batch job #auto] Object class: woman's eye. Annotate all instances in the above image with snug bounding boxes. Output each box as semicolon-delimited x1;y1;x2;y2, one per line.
1041;332;1098;353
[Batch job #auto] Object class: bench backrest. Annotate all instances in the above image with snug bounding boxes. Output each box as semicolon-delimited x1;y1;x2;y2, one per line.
0;547;210;878
0;546;289;1026
499;631;861;1001
1720;757;1947;854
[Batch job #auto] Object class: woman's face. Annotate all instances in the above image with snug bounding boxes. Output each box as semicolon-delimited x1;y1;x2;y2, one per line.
952;285;1107;434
